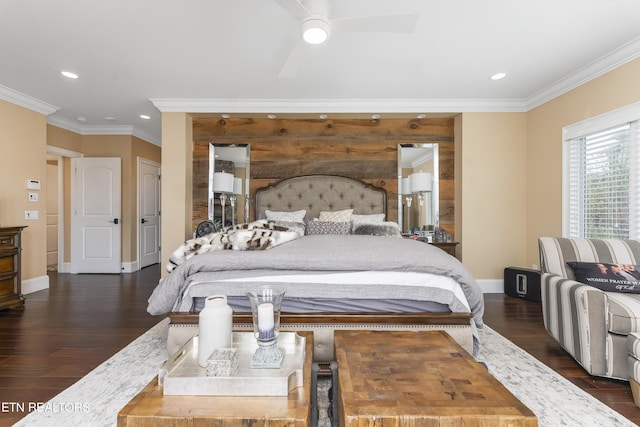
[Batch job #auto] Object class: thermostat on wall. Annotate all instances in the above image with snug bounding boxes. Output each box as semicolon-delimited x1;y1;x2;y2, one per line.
26;179;41;190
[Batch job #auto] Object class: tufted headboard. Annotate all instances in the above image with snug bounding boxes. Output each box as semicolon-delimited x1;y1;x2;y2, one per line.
255;175;387;223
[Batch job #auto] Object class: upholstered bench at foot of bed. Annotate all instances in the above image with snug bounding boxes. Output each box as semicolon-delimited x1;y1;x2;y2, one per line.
165;315;476;363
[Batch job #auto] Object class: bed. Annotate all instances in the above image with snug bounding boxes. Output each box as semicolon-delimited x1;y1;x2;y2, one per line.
148;174;484;361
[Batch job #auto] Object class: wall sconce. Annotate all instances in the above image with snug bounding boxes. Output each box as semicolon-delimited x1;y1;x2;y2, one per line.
213;172;234;226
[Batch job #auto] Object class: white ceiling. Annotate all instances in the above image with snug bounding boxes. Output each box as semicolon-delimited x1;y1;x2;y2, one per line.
1;0;640;146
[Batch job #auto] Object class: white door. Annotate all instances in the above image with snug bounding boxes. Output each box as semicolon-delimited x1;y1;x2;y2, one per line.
71;157;121;273
138;158;160;268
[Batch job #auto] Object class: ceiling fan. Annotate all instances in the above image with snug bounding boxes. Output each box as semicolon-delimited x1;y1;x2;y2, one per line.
273;0;419;77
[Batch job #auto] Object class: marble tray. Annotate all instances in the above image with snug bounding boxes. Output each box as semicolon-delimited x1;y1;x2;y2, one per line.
158;332;305;396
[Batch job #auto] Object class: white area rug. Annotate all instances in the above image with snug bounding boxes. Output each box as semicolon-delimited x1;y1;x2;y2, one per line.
14;319;636;427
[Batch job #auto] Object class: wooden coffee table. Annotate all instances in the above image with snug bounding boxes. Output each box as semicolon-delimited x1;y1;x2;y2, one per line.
118;332;314;427
333;330;537;426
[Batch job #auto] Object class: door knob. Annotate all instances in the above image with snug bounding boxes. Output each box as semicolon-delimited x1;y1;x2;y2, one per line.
109;218;119;224
141;218;147;223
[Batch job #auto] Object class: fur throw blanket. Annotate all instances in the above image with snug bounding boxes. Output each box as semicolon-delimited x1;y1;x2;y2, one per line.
166;220;302;272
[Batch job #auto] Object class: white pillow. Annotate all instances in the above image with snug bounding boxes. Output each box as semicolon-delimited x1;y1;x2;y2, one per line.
265;209;306;223
318;209;353;223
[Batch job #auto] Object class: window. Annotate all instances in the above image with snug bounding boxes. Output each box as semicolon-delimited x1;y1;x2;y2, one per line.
563;103;640;239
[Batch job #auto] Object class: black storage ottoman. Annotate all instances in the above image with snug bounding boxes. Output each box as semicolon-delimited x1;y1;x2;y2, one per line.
504;267;541;302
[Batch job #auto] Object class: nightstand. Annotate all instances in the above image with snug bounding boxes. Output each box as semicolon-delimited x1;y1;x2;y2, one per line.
429;242;459;257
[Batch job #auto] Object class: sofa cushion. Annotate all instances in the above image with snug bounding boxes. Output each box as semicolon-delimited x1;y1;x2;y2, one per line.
607;293;640;334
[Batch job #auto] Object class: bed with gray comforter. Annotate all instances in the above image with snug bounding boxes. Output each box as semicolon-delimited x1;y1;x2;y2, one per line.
148;234;484;358
148;174;484;360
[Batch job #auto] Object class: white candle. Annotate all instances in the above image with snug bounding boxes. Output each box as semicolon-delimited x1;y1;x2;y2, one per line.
257;302;275;339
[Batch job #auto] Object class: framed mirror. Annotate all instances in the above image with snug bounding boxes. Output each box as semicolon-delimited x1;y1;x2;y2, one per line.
209;143;250;227
397;143;439;235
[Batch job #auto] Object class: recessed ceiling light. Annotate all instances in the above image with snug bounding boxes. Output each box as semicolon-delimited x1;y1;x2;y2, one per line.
416;114;426;119
319;114;328;119
267;114;277;119
105;116;116;121
221;114;230;119
61;71;79;79
371;114;381;119
139;114;151;120
490;72;507;80
76;116;87;122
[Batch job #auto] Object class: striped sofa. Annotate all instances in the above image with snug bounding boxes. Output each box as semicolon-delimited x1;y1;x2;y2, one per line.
539;237;640;380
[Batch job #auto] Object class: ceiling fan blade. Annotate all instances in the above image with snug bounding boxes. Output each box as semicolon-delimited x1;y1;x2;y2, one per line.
278;41;308;78
332;14;418;34
272;0;312;21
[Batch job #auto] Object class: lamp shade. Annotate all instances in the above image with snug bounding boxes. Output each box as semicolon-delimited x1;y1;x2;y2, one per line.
410;171;433;193
213;172;234;193
233;177;243;195
401;177;412;195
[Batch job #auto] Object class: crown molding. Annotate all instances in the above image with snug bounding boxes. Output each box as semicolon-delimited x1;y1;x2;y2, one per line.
524;35;640;110
46;115;160;146
149;97;529;114
0;84;59;115
152;37;640;116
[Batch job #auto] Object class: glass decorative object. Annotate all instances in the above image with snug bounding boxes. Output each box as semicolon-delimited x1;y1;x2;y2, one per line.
245;287;286;368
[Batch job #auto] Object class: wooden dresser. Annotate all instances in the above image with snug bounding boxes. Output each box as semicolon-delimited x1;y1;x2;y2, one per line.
0;226;27;310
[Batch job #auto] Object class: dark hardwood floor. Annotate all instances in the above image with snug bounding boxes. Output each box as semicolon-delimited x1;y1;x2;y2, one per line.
1;266;639;425
483;294;640;425
0;265;162;426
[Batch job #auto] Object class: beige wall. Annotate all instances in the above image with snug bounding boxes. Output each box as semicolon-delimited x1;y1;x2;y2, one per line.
525;57;640;268
459;113;528;279
160;113;193;277
0;100;48;282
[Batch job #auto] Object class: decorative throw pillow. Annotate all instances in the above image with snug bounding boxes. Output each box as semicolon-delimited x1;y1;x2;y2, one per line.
265;209;306;223
318;209;353;223
351;213;385;232
353;222;401;237
306;220;351;235
567;261;640;293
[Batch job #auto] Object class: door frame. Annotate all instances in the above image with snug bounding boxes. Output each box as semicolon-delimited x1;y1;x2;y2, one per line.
46;146;83;273
137;157;161;269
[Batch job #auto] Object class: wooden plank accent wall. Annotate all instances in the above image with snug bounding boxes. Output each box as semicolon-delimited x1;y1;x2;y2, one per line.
191;117;455;236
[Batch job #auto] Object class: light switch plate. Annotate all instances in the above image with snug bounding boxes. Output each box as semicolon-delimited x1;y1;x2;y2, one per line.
28;192;38;202
24;210;38;220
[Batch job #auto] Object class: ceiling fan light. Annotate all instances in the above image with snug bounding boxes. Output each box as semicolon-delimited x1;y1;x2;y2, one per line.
301;19;330;44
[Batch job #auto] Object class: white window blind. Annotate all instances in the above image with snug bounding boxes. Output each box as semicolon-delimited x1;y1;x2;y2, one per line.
565;119;640;239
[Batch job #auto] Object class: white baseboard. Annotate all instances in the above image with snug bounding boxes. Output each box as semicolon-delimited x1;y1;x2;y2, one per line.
58;262;139;273
478;279;504;293
22;275;49;294
122;261;138;273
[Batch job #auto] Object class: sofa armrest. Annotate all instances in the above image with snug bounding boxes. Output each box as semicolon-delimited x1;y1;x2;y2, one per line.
541;272;609;376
